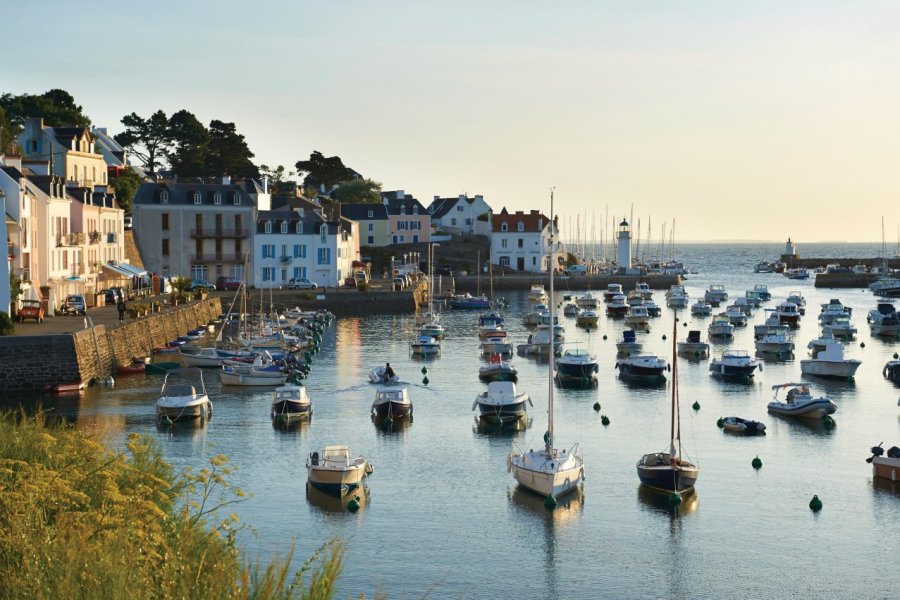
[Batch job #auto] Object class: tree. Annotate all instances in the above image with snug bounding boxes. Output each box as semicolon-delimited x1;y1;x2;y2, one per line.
295;151;354;190
0;106;14;154
205;120;258;179
329;178;383;204
109;167;143;215
0;89;91;149
167;110;209;178
114;110;170;175
259;164;298;193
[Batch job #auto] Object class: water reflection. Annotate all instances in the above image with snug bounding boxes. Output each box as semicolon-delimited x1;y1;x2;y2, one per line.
755;350;795;364
272;416;310;434
871;476;900;497
771;414;837;436
617;374;667;389
509;485;584;521
371;414;412;434
306;482;369;514
637;485;699;516
473;415;531;437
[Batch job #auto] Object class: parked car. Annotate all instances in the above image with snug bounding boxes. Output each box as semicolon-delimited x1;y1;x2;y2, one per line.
392;277;406;291
62;294;86;316
288;278;318;290
124;216;133;230
565;265;587;276
344;276;358;288
187;279;216;292
100;288;125;305
18;299;44;323
354;271;369;284
215;276;241;291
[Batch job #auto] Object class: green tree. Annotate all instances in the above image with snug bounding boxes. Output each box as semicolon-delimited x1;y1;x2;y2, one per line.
205;120;258;179
259;164;299;193
0;106;15;154
114;110;171;175
167;110;209;178
0;89;91;148
330;178;383;203
295;150;354;190
109;167;143;215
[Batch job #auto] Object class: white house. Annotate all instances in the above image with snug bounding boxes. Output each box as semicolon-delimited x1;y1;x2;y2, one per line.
490;208;563;273
428;194;492;236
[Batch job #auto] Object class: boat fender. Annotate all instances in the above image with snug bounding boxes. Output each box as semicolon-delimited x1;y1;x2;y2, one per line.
614;362;619;370
759;363;763;372
580;468;585;482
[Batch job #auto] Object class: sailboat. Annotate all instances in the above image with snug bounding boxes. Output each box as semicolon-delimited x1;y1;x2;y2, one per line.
636;313;698;498
509;189;584;506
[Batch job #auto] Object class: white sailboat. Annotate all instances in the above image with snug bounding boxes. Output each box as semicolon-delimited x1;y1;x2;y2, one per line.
509;189;584;507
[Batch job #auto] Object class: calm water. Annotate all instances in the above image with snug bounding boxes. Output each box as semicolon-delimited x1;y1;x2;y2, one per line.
10;243;900;599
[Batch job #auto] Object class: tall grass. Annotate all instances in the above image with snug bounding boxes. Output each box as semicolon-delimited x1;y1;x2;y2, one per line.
0;409;344;599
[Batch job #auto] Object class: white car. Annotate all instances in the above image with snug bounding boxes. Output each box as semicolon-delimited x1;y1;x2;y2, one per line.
288;278;318;290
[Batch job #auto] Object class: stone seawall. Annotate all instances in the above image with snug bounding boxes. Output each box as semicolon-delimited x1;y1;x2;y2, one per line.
814;273;880;289
453;273;682;293
0;298;222;391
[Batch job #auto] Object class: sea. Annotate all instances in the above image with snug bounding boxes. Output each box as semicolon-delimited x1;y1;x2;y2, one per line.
7;243;900;599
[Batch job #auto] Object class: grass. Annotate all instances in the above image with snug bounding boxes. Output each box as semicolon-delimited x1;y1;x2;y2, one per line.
0;409;345;599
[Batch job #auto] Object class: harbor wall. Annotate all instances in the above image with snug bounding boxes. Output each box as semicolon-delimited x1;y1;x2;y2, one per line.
453;273;682;293
0;298;222;391
814;273;880;289
244;290;417;316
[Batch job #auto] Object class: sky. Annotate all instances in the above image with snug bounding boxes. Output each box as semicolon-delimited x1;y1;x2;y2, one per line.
4;1;900;242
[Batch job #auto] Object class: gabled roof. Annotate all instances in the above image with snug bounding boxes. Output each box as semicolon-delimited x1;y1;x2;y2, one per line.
491;208;549;233
380;190;427;216
255;208;341;235
427;194;486;219
340;203;388;221
0;166;24;182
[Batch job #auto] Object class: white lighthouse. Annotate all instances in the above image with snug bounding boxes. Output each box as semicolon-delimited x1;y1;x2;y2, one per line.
784;237;797;257
617;219;632;273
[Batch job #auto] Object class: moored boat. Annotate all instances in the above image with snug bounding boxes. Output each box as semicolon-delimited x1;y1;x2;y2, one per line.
867;443;900;481
156;367;212;422
616;354;668;380
371;385;412;421
708;314;734;339
479;353;518;382
719;416;766;435
709;351;759;380
410;335;441;356
555;348;599;385
800;340;861;380
271;384;312;421
307;445;372;496
677;330;709;358
575;309;600;327
616;329;642;355
473;381;530;423
767;383;837;420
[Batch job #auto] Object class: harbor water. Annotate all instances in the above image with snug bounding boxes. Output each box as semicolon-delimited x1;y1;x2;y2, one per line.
6;243;900;599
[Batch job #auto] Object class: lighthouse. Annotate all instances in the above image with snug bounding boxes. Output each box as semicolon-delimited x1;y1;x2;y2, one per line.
617;219;632;273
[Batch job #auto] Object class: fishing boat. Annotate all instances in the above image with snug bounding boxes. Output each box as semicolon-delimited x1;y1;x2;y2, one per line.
704;284;728;306
528;284;549;305
563;303;580;317
636;315;698;496
635;281;653;299
509;191;584;505
307;445;373;496
775;301;801;328
410;335;441;356
156;367;212;422
723;306;748;327
690;301;712;316
606;294;629;317
625;305;651;328
677;330;709;358
753;284;772;301
720;416;766;435
419;317;445;340
767;383;837;420
867;443;900;481
626;290;645;307
707;314;734;339
523;304;549;328
807;327;836;357
575;309;600;327
709;351;760;380
616;329;642;355
643;300;662;317
800;340;861;379
603;283;623;302
479;353;518;382
743;290;764;307
555;348;599;385
371;385;412;421
828;315;857;338
616;354;668;380
754;311;788;339
449;293;491;310
819;299;852;324
516;323;561;357
473;381;530;424
478;310;505;333
271;384;312;421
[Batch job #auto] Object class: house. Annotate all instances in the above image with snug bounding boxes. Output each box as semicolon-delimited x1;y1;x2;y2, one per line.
131;177;271;282
253;205;356;289
490;208;563;273
19;118;109;188
340;203;389;247
381;190;430;245
427;194;492;236
1;158;34;314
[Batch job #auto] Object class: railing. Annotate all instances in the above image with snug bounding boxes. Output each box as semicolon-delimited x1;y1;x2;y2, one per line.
89;231;101;244
279;256;292;264
72;264;84;275
191;253;247;263
190;228;250;238
56;233;85;247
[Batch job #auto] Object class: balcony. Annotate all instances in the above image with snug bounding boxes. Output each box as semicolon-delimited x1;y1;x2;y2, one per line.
7;243;16;260
191;253;247;263
89;231;101;244
190;228;250;239
56;233;85;247
279;256;292;264
72;264;84;275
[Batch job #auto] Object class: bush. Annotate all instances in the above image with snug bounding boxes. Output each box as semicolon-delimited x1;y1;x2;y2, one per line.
0;312;13;336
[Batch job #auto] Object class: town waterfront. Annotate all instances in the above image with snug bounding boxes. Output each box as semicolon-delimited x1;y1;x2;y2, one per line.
4;243;899;599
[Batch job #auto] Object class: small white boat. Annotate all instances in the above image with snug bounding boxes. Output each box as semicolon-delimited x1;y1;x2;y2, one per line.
528;284;549;304
724;306;748;327
156;367;212;421
410;335;441;356
606;294;629;317
868;302;900;337
755;333;795;354
372;385;412;420
603;283;624;302
555;348;599;384
828;315;857;338
479;353;518;381
720;416;766;435
563;303;580;317
616;354;668;379
624;305;651;327
818;299;851;324
800;340;861;379
691;301;712;316
786;291;806;315
220;356;288;386
369;365;400;384
516;324;561;357
626;290;645;306
868;443;900;482
708;314;734;338
665;285;689;308
575;309;600;327
730;297;754;316
307;445;372;496
677;330;709;358
419;318;445;340
753;284;772;301
179;346;252;368
472;381;530;423
616;329;643;355
271;384;312;421
755;311;789;339
767;383;837;420
775;301;801;328
635;282;653;299
481;333;513;356
705;284;728;306
709;351;759;380
643;300;662;317
576;292;599;309
743;290;764;307
523;304;549;328
807;327;836;356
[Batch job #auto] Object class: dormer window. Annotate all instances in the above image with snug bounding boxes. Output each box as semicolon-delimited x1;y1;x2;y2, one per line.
517;221;524;232
193;191;201;204
295;222;303;234
367;209;373;218
160;190;169;204
280;221;288;234
500;222;508;232
265;221;272;234
400;205;406;215
214;192;222;205
233;192;241;205
413;205;419;215
457;205;463;212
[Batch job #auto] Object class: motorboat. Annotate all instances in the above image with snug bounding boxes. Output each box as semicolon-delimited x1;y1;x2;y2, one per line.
690;301;712;316
516;324;562;357
473;381;530;423
603;283;624;302
635;282;653;299
869;276;900;298
479;353;518;382
720;416;766;435
372;385;412;421
449;293;491;310
369;365;400;384
786;291;806;315
723;306;748;327
730;297;754;316
481;332;513;356
755;311;789;339
819;299;852;324
575;309;600;327
785;268;809;280
754;261;777;273
555;348;599;384
755;332;795;354
775;301;801;328
479;310;505;329
307;445;372;496
709;351;759;380
705;284;728;306
800;340;861;379
419;317;445;340
665;285;689;308
523;304;549;328
563;303;580;317
753;284;772;301
271;384;312;421
643;300;662;317
883;359;900;385
626;290;645;306
867;443;900;481
220;355;288;386
677;330;709;358
636;315;698;496
527;284;549;304
743;290;764;308
616;329;643;355
410;335;441;356
707;314;734;339
616;354;668;380
606;294;629;317
807;327;836;357
828;315;857;338
624;305;651;328
767;383;837;420
179;346;253;368
156;367;212;422
868;301;900;336
576;292;599;309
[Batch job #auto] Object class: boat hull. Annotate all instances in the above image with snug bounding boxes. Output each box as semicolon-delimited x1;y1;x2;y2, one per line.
636;457;698;494
873;456;900;481
800;360;862;379
219;370;287;386
510;450;584;498
156;398;211;421
556;361;599;380
617;363;666;379
767;400;836;419
307;465;367;496
677;342;709;357
272;400;312;420
478;365;518;381
710;364;758;379
476;400;527;423
371;400;412;420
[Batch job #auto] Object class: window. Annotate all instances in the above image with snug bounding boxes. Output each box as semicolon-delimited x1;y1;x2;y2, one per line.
518;238;524;248
367;236;374;244
293;266;307;279
465;218;471;225
296;222;303;234
457;205;463;212
293;244;301;258
499;256;510;267
281;268;287;281
532;257;537;266
262;244;275;258
367;223;374;231
320;224;327;243
160;190;169;204
500;222;508;232
281;244;287;258
280;221;288;234
235;214;242;231
233;192;241;205
413;205;419;215
262;267;274;282
337;248;342;258
411;221;421;230
214;192;222;205
265;221;272;234
162;213;169;230
413;235;419;243
235;239;242;255
501;239;508;249
517;221;524;232
399;235;405;243
317;248;331;265
400;205;406;215
398;221;408;230
195;214;202;232
367;209;374;218
193;191;201;204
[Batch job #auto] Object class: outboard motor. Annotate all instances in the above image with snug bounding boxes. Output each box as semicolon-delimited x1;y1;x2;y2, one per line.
888;446;900;459
867;442;884;463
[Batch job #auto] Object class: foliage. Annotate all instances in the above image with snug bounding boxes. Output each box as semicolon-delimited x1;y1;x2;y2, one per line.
0;312;12;336
114;110;171;175
259;164;299;194
295;151;355;191
205;119;259;179
566;252;577;266
0;90;91;148
0;410;347;599
0;106;15;154
357;282;369;292
109;167;143;215
476;212;489;222
167;109;209;178
329;178;382;204
9;272;23;301
170;276;192;301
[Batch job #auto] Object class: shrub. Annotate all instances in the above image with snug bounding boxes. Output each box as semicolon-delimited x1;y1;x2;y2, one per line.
0;312;13;336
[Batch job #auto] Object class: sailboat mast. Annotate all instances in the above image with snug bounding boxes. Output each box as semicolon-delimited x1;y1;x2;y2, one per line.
671;313;680;456
547;188;556;456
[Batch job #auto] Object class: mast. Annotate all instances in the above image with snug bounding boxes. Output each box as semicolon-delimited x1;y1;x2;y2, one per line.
670;312;679;457
546;187;556;457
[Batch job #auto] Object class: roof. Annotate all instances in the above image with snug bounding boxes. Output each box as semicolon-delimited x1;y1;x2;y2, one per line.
0;166;23;181
103;261;147;277
380;190;427;216
132;179;263;207
491;208;549;233
427;194;485;219
340;203;388;221
255;208;343;235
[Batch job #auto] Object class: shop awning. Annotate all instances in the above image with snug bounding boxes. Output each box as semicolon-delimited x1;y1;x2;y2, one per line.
102;262;147;278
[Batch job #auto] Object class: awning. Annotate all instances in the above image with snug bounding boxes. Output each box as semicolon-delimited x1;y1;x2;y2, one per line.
102;262;147;278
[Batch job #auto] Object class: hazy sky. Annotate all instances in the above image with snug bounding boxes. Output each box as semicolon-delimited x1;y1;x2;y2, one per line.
5;1;900;242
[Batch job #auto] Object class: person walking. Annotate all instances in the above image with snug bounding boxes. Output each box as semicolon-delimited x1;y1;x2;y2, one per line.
117;299;126;322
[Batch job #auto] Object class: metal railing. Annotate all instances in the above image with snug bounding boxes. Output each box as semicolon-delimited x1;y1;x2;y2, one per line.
190;228;250;238
89;231;101;244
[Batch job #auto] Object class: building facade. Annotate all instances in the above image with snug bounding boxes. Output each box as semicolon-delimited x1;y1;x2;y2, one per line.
381;190;430;245
490;208;562;273
427;194;492;236
340;203;390;247
20;118;108;188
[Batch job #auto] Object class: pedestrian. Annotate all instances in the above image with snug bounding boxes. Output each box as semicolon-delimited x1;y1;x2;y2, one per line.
117;299;126;322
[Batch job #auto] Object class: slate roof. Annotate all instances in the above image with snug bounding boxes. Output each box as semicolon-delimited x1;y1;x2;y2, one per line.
380;190;427;216
132;179;263;206
255;208;342;235
340;203;388;221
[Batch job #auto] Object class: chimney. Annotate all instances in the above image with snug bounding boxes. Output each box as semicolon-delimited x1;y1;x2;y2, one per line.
222;175;231;185
395;190;404;199
434;195;439;201
261;175;269;194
